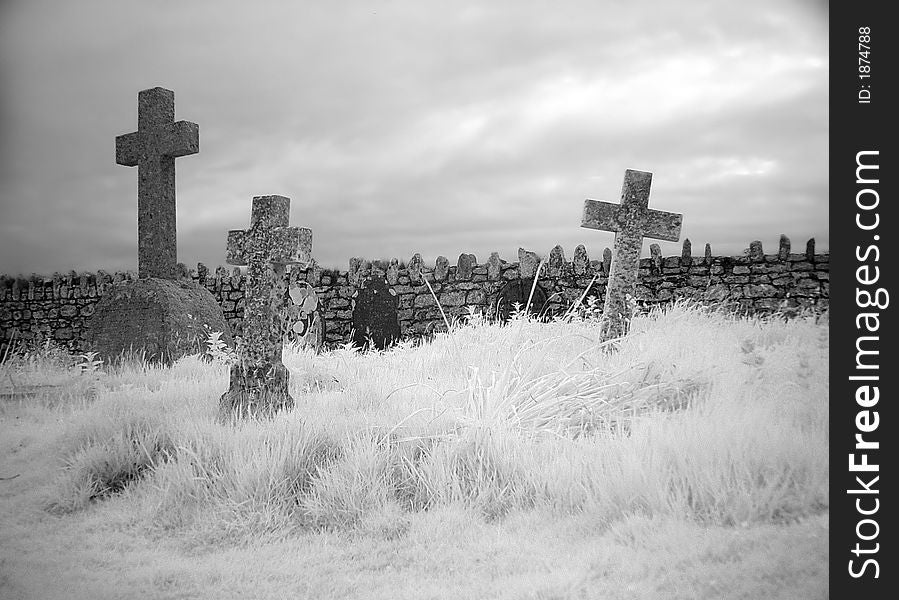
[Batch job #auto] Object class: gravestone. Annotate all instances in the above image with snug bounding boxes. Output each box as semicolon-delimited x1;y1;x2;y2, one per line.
581;169;682;341
220;195;312;416
88;278;231;363
284;282;324;352
351;276;400;350
87;88;231;363
493;279;548;323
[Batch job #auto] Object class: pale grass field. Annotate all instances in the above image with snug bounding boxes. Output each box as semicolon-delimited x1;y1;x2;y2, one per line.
0;303;828;599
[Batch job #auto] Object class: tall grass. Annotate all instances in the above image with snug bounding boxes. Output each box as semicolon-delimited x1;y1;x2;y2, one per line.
41;302;828;542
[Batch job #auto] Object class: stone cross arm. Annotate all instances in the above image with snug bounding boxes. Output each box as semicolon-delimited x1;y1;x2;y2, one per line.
116;120;199;166
582;199;682;242
226;227;313;266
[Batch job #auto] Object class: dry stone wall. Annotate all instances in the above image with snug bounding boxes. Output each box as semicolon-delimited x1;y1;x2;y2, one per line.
0;236;829;354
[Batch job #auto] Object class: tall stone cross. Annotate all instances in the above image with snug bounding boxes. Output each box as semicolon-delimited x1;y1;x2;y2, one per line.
220;195;313;416
115;87;199;279
581;169;682;342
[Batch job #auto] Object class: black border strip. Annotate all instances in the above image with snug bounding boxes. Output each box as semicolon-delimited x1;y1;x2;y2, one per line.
831;1;894;596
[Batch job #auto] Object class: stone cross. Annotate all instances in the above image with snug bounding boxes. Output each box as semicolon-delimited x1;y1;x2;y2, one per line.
116;87;199;279
220;195;313;416
581;169;682;341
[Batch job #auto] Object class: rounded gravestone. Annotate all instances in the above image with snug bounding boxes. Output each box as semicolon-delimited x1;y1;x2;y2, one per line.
86;278;232;363
351;276;400;351
283;282;325;353
493;279;549;323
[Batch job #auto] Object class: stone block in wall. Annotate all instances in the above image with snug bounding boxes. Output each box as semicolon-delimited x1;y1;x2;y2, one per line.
796;279;822;292
466;289;486;305
486;252;503;281
635;285;654;300
662;257;680;269
387;258;400;285
732;266;750;275
328;298;351;310
745;284;780;298
573;245;588;275
547;245;565;277
348;257;364;286
414;308;444;322
705;284;730;301
408;253;423;283
518;248;540;279
681;239;692;267
602;248;612;275
753;298;782;311
778;235;791;260
413;294;436;308
440;291;466;307
688;276;708;287
456;254;476;280
747;241;764;262
434;256;449;281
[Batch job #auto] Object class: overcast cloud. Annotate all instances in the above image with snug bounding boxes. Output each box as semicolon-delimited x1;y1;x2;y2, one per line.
0;0;828;275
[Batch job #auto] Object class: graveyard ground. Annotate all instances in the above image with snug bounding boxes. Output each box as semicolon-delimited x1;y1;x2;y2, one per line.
0;303;828;599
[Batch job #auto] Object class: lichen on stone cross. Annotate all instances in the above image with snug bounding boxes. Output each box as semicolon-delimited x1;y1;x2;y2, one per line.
115;87;199;279
581;169;682;342
219;195;313;417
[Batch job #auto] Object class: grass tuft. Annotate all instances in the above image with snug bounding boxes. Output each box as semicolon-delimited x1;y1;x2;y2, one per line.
36;302;827;544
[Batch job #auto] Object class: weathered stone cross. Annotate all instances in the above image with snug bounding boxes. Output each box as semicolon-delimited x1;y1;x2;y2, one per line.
581;169;682;341
220;195;313;416
116;87;199;279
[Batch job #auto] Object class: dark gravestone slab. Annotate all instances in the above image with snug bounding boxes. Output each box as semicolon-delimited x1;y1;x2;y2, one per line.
493;279;548;323
284;282;324;352
351;277;400;350
87;278;231;363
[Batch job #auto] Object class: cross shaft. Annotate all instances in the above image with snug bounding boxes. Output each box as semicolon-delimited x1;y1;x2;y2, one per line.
220;195;313;417
115;87;199;279
580;169;683;341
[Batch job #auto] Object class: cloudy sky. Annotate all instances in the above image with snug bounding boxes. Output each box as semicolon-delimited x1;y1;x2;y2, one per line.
0;0;827;275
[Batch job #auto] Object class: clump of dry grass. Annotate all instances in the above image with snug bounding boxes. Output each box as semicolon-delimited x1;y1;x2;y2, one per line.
42;301;828;542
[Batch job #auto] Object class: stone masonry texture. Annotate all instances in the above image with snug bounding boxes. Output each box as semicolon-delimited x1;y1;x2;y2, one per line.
220;195;313;415
116;87;199;280
85;277;231;363
0;236;829;356
581;169;683;341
